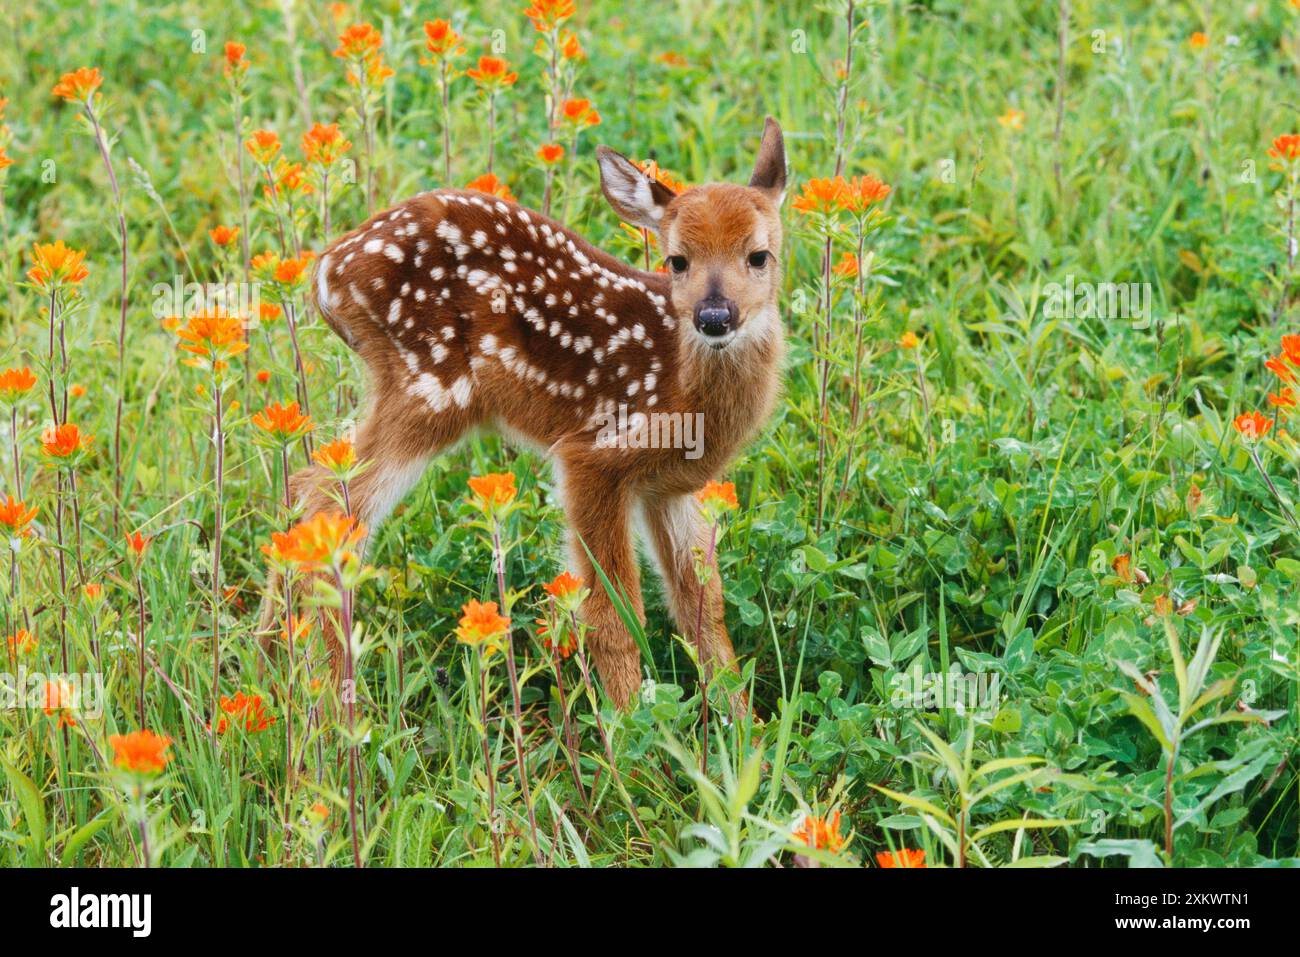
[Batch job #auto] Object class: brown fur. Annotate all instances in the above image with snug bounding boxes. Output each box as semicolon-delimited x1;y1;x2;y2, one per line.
260;119;788;708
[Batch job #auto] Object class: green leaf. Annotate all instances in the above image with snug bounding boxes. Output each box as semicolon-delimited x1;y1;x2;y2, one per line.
870;785;956;828
0;757;46;864
970;817;1081;843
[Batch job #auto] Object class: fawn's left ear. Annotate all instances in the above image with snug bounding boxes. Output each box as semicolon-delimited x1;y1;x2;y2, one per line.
596;146;676;232
749;117;787;206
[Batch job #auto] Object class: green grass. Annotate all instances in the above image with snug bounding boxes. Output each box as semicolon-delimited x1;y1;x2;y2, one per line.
0;0;1298;867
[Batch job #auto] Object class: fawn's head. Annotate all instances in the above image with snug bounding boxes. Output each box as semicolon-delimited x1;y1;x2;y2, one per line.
597;117;787;351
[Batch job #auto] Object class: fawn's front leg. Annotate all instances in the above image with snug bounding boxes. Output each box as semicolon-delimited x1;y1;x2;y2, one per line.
561;463;644;708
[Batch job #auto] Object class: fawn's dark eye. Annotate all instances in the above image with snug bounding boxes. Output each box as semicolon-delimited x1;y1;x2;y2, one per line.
668;255;689;274
748;250;770;269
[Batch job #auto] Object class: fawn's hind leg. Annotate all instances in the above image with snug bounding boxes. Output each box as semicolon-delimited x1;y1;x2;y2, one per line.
258;388;476;670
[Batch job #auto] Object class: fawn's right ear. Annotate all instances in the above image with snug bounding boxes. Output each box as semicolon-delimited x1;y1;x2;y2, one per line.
596;146;676;232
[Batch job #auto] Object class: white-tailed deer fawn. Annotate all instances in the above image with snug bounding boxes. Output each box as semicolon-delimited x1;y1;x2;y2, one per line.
272;117;787;708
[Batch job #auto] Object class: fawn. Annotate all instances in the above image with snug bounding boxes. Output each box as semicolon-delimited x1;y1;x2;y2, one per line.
268;118;788;708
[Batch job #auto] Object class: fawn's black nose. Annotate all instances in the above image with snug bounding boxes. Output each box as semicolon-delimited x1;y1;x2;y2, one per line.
693;299;737;338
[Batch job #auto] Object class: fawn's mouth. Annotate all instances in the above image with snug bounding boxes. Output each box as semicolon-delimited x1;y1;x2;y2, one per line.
698;329;737;350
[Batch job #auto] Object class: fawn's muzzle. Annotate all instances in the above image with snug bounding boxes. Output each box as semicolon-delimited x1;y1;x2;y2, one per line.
693;299;737;339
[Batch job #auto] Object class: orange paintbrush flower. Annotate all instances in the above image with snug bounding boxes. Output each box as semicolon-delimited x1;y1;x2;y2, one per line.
537;143;565;165
51;67;103;102
465;172;514;200
6;629;36;657
792;177;846;215
312;437;356;472
1269;133;1300;163
543;570;583;600
696;479;739;510
0;495;37;535
41;423;92;460
252;401;314;441
334;22;384;61
1265;353;1296;384
125;529;150;558
1189;31;1209;50
559;31;584;60
208;225;240;247
273;256;311;287
899;331;920;349
792;811;846;853
467;56;518;90
42;679;78;728
838;174;891;212
455;598;511;652
261;511;367;570
0;147;13;171
0;367;37;401
633;158;687;194
244;129;281;165
175;312;248;372
468;471;517;508
302;123;352;166
1233;411;1272;441
83;582;104;603
109;730;173;775
524;0;576;32
997;107;1025;131
560;97;600;128
833;252;859;278
213;692;276;734
423;19;465;58
1269;386;1296;410
223;41;248;77
27;240;89;290
876;848;926;868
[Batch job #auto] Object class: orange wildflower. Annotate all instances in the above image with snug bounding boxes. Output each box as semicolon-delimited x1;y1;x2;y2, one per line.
0;147;13;171
223;41;248;77
109;730;173;775
312;438;356;472
273;257;311;287
1269;134;1300;163
792;811;845;853
0;496;37;535
175;312;248;371
696;479;739;510
27;240;89;290
656;51;690;68
83;582;104;603
256;369;271;384
455;598;511;652
213;692;276;734
543;570;583;600
876;848;926;868
792;177;845;215
1233;411;1272;441
6;629;36;657
997;107;1025;131
41;423;92;459
833;252;859;278
423;19;465;58
537;143;565;165
244;129;281;165
536;616;577;658
0;367;37;400
899;331;920;349
261;511;367;571
1266;353;1296;384
560;97;600;128
1189;31;1209;49
465;172;514;200
1269;386;1296;410
252;401;314;441
51;67;103;102
838;175;891;213
524;0;576;32
302;123;352;166
1111;553;1133;583
468;471;517;508
467;56;518;90
209;225;240;247
258;303;283;325
559;32;584;60
125;530;150;557
334;22;384;61
633;158;687;194
42;679;78;728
